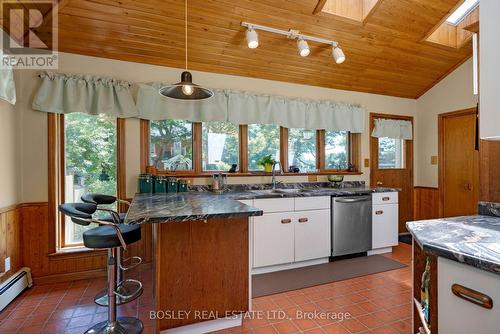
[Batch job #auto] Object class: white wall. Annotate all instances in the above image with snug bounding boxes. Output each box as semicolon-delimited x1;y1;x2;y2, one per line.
415;58;478;187
0;97;20;207
15;52;418;202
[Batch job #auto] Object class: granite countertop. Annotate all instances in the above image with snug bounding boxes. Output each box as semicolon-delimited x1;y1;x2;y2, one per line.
406;204;500;276
125;182;399;224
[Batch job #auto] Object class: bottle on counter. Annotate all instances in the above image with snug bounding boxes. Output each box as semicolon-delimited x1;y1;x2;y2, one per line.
421;256;431;327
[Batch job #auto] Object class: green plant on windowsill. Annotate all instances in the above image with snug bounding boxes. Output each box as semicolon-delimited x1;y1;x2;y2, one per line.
257;154;277;173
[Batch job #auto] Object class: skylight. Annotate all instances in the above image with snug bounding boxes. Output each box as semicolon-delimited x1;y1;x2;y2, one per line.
446;0;479;25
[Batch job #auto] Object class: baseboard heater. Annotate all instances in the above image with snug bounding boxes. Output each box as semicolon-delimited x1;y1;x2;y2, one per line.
0;267;33;312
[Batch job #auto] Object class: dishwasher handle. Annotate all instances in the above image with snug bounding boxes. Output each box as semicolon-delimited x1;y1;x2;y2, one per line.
335;197;371;203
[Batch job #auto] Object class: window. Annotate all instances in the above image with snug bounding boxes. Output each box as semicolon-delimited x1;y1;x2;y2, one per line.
288;129;317;172
150;120;193;171
64;113;117;245
325;131;349;170
446;0;479;25
378;137;404;169
247;124;280;171
202;122;239;171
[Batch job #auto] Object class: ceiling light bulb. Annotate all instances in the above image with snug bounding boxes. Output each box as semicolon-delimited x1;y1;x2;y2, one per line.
182;84;194;96
297;38;310;57
333;47;345;64
246;28;259;49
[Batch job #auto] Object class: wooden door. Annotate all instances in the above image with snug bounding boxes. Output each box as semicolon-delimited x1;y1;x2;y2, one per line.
370;113;414;234
439;109;479;217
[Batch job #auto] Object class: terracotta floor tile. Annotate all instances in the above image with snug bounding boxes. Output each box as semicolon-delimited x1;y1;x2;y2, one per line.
254;324;278;334
341;318;368;333
293;318;318;331
322;323;350;334
273;320;300;334
357;314;384;329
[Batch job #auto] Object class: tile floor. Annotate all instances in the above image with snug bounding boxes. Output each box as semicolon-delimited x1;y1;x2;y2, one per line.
0;243;412;334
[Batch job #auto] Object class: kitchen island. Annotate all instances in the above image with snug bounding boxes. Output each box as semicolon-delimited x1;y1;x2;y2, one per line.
406;201;500;334
126;193;263;333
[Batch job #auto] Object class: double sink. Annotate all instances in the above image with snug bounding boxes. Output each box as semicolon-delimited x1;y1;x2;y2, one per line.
251;188;316;195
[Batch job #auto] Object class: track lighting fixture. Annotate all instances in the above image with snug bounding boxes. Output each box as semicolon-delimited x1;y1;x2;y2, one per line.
297;38;310;57
241;21;345;63
246;27;259;49
332;47;346;64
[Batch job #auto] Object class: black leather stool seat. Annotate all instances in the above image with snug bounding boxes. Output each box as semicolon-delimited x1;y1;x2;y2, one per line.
81;193;117;205
59;203;97;226
83;224;141;249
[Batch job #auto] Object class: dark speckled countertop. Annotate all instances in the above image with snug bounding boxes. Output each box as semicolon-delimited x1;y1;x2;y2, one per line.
125;182;399;224
406;202;500;276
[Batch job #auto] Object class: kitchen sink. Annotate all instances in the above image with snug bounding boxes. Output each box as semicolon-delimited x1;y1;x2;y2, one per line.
252;188;313;195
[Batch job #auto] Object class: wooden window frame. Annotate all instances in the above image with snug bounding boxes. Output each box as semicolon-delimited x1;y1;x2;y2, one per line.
141;120;361;177
48;113;126;250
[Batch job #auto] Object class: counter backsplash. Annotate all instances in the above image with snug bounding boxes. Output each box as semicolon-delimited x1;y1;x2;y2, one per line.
479;201;500;218
189;181;366;192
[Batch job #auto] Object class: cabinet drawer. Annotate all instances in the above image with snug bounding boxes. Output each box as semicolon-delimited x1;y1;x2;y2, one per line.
438;257;500;334
294;196;330;211
372;192;398;205
253;198;294;213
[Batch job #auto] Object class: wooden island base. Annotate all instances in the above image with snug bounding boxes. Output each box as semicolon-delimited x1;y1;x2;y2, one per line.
153;217;249;332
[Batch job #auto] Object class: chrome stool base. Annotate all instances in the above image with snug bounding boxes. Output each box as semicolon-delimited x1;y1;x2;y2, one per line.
85;317;144;334
95;280;143;306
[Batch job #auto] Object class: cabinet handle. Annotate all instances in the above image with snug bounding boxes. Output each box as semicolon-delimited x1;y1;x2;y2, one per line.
451;284;493;309
375;210;384;215
382;196;390;201
281;219;291;224
298;217;308;223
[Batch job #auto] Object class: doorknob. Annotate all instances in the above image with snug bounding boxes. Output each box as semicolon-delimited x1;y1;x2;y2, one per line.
376;181;383;186
464;183;473;191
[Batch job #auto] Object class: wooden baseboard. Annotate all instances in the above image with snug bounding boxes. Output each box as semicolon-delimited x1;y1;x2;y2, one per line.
33;262;153;285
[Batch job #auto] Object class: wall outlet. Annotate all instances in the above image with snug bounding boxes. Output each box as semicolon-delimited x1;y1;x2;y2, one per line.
5;257;11;272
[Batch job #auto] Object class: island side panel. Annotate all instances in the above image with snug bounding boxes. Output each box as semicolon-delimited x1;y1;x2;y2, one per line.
153;217;249;330
413;241;438;333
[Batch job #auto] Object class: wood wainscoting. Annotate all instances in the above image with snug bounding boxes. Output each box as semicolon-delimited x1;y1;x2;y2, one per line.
413;187;440;221
0;202;153;285
480;140;500;203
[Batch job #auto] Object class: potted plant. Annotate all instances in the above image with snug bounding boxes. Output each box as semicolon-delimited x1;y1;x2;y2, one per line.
257;154;277;173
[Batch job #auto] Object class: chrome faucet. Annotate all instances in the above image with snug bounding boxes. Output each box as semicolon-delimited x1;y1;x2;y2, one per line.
271;161;283;189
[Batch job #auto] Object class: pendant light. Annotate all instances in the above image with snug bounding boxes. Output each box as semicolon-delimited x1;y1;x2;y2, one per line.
159;0;213;100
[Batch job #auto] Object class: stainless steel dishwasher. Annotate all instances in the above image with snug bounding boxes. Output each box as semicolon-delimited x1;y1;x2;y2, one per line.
331;195;372;257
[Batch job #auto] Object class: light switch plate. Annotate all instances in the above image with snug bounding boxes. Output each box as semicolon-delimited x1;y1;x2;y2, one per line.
5;257;11;272
364;159;370;168
431;156;438;165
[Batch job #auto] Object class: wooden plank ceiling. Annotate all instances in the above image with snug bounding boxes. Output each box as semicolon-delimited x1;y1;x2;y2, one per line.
4;0;473;98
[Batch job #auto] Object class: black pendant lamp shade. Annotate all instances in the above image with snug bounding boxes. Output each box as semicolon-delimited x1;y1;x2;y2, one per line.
159;71;213;100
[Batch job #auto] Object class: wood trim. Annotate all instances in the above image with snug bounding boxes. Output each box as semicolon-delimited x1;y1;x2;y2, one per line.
239;125;248;173
362;0;384;24
350;133;361;172
316;130;325;171
140;119;150;173
192;122;202;173
48;113;62;253
117;118;127;211
280;127;289;171
438;107;478;217
421;0;467;42
312;0;327;14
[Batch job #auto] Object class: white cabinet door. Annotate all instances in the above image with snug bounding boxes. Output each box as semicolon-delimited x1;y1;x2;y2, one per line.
294;209;331;262
253;212;295;268
372;204;398;249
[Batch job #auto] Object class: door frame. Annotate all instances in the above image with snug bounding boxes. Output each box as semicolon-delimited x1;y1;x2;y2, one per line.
438;107;478;217
369;113;414;232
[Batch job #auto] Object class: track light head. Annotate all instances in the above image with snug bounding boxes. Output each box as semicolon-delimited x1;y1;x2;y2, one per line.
246;27;259;49
297;38;310;57
332;47;345;64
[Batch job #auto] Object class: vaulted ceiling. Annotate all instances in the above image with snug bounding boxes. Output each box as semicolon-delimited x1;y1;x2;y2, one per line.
2;0;474;98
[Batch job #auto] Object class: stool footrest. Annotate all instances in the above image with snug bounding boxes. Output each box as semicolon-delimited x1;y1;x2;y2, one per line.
120;256;142;271
115;279;143;301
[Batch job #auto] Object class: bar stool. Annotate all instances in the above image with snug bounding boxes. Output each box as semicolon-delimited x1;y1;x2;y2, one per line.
81;193;142;307
59;202;144;334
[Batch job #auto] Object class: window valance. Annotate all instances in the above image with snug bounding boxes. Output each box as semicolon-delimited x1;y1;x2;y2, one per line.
0;50;16;105
32;72;137;117
371;118;413;140
136;83;228;122
136;84;366;133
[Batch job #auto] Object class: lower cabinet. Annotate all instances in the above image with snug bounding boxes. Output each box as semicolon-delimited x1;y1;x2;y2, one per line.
372;203;398;249
252;197;331;269
253;212;295;268
294;210;330;262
